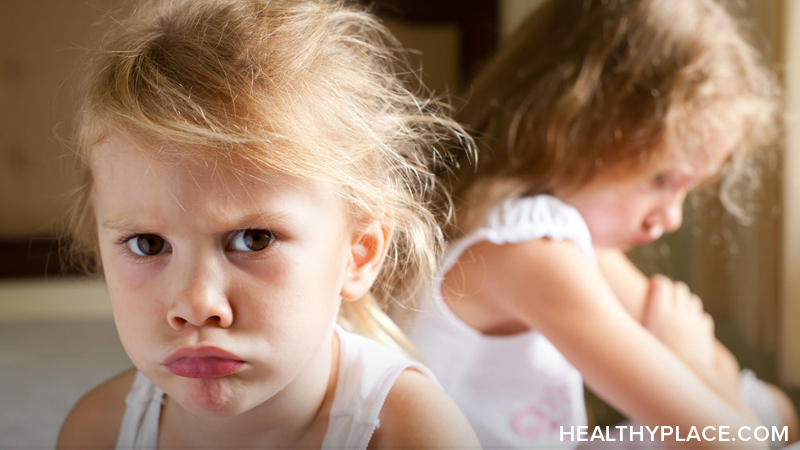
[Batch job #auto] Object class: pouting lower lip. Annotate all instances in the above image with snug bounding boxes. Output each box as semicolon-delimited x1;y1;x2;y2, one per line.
166;356;244;378
163;346;245;378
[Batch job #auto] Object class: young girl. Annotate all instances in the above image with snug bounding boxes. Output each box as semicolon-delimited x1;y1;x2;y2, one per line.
55;0;480;448
405;0;791;448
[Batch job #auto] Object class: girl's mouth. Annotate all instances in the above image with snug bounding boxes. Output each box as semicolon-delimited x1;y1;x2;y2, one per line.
163;347;245;378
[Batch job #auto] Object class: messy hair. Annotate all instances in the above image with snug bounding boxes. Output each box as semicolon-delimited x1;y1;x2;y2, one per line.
66;0;471;354
453;0;780;236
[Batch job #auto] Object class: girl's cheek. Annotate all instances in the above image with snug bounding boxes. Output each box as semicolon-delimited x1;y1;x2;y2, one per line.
106;265;167;327
228;246;286;281
102;247;169;288
120;258;169;284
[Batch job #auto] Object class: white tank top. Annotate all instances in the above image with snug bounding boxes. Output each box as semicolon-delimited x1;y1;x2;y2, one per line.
115;326;434;450
407;195;593;449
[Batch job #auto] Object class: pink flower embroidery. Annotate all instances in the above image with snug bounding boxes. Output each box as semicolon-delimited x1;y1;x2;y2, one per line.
510;384;571;441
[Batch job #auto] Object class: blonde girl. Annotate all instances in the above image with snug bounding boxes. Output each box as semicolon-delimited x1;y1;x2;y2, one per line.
56;0;479;448
405;0;791;448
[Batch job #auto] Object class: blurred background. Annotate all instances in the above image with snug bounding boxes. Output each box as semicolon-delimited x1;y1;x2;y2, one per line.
1;0;798;447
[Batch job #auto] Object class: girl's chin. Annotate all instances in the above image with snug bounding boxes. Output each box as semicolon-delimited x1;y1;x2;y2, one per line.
166;378;252;418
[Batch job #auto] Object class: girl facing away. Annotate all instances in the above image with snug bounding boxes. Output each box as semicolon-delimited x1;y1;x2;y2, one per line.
55;0;480;449
404;0;796;448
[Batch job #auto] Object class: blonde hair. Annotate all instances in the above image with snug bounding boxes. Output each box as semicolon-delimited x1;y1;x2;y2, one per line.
453;0;780;236
66;0;471;355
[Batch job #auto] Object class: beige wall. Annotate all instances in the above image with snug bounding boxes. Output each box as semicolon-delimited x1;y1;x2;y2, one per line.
498;0;545;42
383;18;462;95
780;0;800;387
0;278;111;322
1;1;121;238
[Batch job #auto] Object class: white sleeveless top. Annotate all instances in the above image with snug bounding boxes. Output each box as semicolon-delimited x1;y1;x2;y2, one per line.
116;326;434;450
406;195;593;449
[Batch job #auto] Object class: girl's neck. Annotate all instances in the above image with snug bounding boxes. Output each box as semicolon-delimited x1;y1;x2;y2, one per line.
158;333;341;448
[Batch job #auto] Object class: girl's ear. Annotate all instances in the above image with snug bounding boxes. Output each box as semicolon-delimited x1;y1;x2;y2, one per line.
340;219;393;302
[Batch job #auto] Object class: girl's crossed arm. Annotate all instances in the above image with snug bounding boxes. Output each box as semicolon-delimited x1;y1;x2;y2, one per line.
596;248;743;404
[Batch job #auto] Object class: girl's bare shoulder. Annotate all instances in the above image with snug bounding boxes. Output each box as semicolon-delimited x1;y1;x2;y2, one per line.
369;369;481;450
456;237;596;302
56;367;137;450
442;237;599;333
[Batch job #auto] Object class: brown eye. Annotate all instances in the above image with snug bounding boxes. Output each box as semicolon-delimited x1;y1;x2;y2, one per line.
127;234;170;256
230;229;274;252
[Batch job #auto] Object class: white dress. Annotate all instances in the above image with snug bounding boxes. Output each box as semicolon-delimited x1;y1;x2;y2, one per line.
407;195;592;449
115;326;435;450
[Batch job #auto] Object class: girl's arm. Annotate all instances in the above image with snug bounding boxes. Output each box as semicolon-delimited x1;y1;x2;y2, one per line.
56;367;135;450
463;239;762;449
595;247;742;401
371;370;481;449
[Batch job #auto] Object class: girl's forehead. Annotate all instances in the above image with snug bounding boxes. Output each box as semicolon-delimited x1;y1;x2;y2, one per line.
642;121;735;171
664;115;741;167
89;133;342;212
92;133;291;188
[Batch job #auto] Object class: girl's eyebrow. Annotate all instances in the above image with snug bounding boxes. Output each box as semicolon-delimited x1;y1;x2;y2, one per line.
100;211;294;233
101;217;142;231
230;211;292;229
681;162;723;183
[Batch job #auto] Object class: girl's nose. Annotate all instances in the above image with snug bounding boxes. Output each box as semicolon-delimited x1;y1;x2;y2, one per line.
167;261;233;330
644;195;684;237
661;196;684;233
